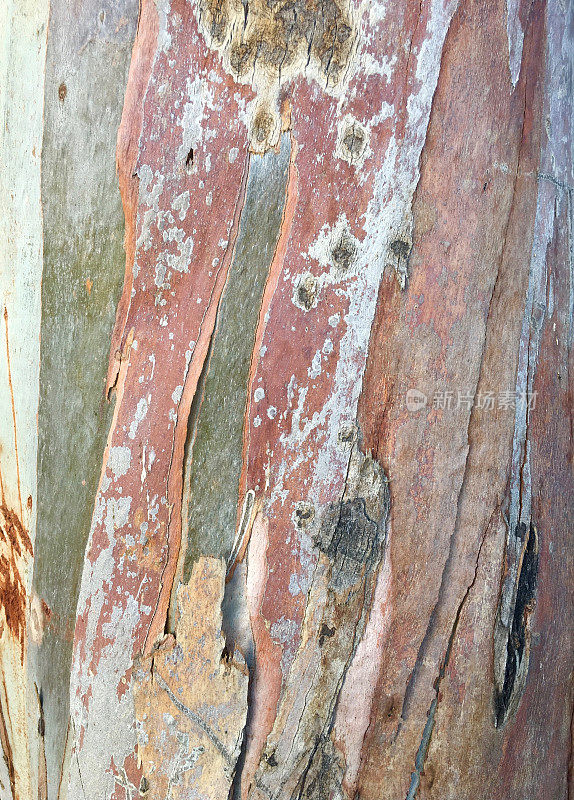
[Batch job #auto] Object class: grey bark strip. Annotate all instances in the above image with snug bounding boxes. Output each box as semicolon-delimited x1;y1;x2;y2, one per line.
31;1;137;795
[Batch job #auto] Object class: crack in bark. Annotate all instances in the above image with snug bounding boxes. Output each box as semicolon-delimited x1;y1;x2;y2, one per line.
153;672;236;770
405;516;491;799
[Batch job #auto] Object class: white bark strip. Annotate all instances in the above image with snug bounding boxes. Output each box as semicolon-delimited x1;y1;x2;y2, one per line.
0;1;49;797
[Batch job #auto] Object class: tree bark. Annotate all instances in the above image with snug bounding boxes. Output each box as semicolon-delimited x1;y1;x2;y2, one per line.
0;0;572;799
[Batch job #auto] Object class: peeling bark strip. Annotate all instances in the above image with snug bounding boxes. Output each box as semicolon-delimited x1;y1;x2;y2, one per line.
68;0;254;793
134;558;248;800
239;1;458;794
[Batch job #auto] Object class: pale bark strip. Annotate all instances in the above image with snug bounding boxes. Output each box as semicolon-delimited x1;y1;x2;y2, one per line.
0;1;49;796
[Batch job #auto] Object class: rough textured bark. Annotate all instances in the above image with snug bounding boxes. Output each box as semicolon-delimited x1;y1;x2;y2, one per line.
0;0;572;799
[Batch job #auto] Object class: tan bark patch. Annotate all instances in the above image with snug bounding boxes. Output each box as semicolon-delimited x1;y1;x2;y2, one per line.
134;557;248;799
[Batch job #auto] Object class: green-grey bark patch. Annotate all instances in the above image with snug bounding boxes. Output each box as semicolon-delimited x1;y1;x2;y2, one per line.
182;134;291;580
31;2;137;796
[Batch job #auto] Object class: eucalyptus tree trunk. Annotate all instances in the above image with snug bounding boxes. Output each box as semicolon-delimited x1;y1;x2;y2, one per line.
0;0;572;799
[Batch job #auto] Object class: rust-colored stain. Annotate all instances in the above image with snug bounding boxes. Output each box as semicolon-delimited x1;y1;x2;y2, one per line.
0;484;33;661
0;306;31;660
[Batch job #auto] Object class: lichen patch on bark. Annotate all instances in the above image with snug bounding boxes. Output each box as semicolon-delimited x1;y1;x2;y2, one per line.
196;0;359;149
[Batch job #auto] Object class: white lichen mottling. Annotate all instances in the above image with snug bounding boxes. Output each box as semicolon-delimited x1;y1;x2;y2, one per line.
129;396;149;440
177;74;213;164
135;167;166;266
270;616;302;672
308;350;322;379
314;0;458;486
367;0;388;26
108;446;132;479
156;0;173;52
172;189;190;220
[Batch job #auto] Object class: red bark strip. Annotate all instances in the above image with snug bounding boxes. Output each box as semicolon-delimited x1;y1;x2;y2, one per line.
69;1;255;793
240;3;459;795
